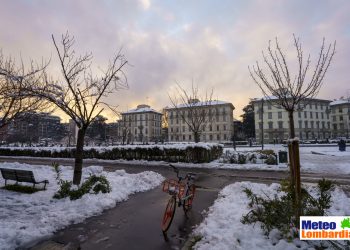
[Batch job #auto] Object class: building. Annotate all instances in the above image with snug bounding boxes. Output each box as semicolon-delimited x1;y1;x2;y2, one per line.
120;104;162;143
165;100;235;142
6;112;66;145
330;98;350;138
252;97;332;143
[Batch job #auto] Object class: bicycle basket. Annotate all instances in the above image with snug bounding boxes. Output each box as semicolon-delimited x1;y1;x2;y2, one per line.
162;179;186;198
162;179;178;193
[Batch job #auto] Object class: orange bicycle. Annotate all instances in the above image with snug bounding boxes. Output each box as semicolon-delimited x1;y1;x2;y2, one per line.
161;164;196;237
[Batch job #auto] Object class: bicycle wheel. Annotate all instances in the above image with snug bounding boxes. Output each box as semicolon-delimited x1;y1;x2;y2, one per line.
161;196;176;232
183;184;196;212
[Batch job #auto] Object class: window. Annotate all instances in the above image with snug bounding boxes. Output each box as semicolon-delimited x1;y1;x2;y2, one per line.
304;111;307;118
316;121;320;129
311;121;314;129
340;116;343;121
209;125;212;131
268;112;272;119
268;122;273;129
322;121;325;129
145;128;148;134
176;127;179;132
310;112;313;119
333;116;336;122
182;135;185;140
316;112;318;119
321;113;324;119
278;112;282;119
278;121;283;129
333;124;338;130
210;134;213;140
340;123;344;129
259;122;263;129
217;125;220;131
268;104;272;110
298;111;301;118
304;121;308;128
315;103;318;109
223;125;226;130
217;134;220;140
189;135;192;140
339;108;343;113
183;126;186;132
299;121;302;129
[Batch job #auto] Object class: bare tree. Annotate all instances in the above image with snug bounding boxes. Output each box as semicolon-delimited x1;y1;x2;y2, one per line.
249;35;336;138
0;52;48;128
168;84;213;143
249;35;335;223
32;33;128;184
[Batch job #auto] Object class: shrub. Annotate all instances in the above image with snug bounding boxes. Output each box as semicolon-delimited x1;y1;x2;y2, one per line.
53;175;111;200
238;154;247;164
241;179;334;240
264;154;277;165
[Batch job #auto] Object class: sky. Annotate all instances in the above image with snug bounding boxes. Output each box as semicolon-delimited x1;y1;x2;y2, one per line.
0;0;349;122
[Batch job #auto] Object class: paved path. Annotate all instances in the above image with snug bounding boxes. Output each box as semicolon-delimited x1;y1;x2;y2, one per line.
0;157;349;249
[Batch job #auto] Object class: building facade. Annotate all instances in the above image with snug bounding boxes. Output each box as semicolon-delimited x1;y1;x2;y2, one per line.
165;100;235;142
252;98;332;143
120;104;162;143
330;99;350;138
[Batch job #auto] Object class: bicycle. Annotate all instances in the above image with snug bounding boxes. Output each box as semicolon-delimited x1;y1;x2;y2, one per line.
161;164;196;237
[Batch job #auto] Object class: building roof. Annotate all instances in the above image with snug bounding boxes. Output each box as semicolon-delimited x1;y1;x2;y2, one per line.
122;105;162;115
165;100;234;110
251;96;331;103
330;99;350;106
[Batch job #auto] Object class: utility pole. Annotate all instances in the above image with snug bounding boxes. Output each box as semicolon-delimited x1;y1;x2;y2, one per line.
261;98;264;150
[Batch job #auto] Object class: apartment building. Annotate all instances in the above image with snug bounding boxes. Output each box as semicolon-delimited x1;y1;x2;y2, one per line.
165;100;235;142
120;104;162;143
252;97;332;142
330;99;350;138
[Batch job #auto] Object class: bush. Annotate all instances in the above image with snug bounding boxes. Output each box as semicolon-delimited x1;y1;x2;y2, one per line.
241;179;334;240
264;154;277;165
238;154;247;164
53;175;111;200
0;144;223;163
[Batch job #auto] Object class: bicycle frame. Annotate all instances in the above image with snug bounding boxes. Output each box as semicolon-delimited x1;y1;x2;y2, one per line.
161;164;196;237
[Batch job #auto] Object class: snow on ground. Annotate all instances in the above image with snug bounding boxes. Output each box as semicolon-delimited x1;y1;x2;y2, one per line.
0;162;164;250
193;181;350;250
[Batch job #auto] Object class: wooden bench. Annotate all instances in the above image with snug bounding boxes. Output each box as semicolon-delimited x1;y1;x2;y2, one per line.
0;168;49;189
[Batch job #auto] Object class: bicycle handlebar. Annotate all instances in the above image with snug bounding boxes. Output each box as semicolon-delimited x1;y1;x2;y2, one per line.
169;164;196;181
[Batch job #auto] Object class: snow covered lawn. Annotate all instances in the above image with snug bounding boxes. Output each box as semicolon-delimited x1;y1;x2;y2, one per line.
0;162;164;250
193;182;350;250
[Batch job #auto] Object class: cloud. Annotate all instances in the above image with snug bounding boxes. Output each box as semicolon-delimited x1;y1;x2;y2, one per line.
0;0;349;122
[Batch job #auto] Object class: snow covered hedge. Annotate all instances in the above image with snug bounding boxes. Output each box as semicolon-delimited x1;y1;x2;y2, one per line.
220;149;278;165
0;143;223;163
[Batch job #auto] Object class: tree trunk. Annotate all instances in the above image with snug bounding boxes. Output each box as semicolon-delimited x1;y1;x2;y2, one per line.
288;111;295;138
288;110;296;184
73;128;86;185
194;131;200;143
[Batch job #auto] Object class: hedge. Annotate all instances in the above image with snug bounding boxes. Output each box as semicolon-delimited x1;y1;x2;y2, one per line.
0;144;223;163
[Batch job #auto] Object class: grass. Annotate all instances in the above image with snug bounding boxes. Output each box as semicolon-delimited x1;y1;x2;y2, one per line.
2;184;41;193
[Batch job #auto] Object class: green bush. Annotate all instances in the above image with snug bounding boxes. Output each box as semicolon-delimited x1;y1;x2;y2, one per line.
0;144;223;163
53;175;111;200
238;154;247;164
241;179;334;239
264;154;277;165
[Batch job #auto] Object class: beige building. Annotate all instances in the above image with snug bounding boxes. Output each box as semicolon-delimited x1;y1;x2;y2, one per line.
330;99;350;138
165;100;235;142
252;98;332;143
120;104;162;143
